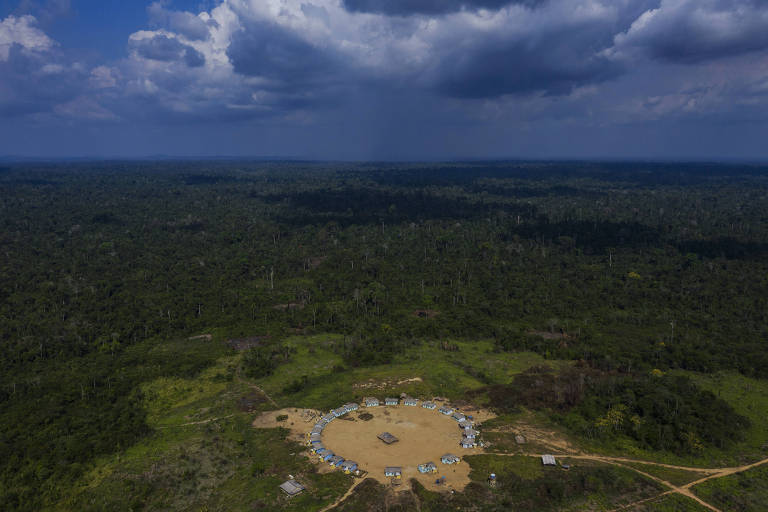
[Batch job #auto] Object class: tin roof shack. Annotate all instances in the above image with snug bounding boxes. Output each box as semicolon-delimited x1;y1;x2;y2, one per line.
402;398;419;406
340;460;358;473
451;412;466;422
438;406;454;416
463;429;479;439
316;448;331;460
378;432;399;444
344;402;359;412
418;462;438;473
309;434;323;444
542;455;557;466
328;455;345;467
322;413;335;423
321;451;335;462
460;438;475;448
515;435;526;445
441;454;460;464
311;444;325;453
365;398;380;407
310;426;323;437
422;401;437;409
332;408;346;417
385;397;399;406
279;479;305;496
385;466;403;478
458;419;473;429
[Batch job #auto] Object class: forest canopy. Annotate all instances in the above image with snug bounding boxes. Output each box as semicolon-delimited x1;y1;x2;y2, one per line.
1;160;768;509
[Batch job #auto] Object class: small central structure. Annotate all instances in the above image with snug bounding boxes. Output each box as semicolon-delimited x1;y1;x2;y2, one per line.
378;431;399;444
542;454;557;466
279;479;305;496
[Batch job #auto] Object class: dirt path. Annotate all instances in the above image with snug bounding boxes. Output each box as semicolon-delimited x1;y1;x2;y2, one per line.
236;374;278;408
319;478;367;512
505;452;768;512
157;414;236;428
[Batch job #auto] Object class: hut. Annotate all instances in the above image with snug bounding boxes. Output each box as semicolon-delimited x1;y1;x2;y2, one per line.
438;406;454;416
384;466;402;478
451;412;466;422
542;455;557;466
322;413;335;423
321;451;335;462
385;397;399;406
402;397;419;406
279;479;305;496
340;460;358;473
458;419;473;429
422;401;437;410
441;454;460;464
418;462;438;473
378;432;399;444
310;426;323;437
515;435;526;445
310;443;325;454
328;455;345;467
463;429;479;439
332;408;345;417
345;402;359;412
309;434;323;444
365;397;380;407
460;438;475;448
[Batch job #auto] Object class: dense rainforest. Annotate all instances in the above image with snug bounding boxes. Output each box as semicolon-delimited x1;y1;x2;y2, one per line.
1;160;768;509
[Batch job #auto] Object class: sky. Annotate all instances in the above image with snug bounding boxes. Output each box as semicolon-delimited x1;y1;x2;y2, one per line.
1;0;768;160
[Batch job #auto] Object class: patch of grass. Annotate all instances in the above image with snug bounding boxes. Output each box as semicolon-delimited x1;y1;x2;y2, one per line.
56;354;353;511
255;336;565;411
414;454;664;511
692;463;768;512
622;462;709;487
633;494;711;511
678;371;768;464
329;478;387;511
465;454;545;480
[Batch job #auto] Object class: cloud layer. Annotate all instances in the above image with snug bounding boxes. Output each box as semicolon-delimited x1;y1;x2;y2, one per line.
3;0;768;158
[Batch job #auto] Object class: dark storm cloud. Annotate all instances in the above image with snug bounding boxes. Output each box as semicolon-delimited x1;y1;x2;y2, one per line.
226;19;341;89
129;34;205;67
613;0;768;64
434;39;621;98
427;6;626;98
342;0;543;16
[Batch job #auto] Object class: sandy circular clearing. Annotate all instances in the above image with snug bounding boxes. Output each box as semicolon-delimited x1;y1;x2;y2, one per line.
321;406;479;490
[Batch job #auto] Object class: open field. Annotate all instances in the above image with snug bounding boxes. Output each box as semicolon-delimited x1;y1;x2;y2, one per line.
255;335;568;410
691;463;768;512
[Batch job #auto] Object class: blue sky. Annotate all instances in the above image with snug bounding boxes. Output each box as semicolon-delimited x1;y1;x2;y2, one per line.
1;0;768;160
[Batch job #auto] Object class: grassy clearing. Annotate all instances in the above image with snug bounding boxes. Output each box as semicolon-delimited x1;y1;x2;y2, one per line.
632;494;712;511
258;336;565;411
621;462;709;487
55;354;352;511
458;454;663;511
678;371;768;464
692;464;768;512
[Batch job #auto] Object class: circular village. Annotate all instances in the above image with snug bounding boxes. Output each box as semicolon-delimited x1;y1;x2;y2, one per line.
305;396;481;490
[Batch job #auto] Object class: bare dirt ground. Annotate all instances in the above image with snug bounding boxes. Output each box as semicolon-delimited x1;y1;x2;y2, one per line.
252;408;322;443
322;406;479;491
352;376;423;391
488;418;579;453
